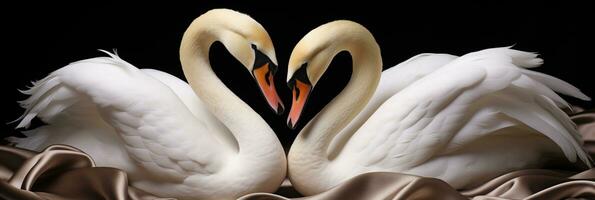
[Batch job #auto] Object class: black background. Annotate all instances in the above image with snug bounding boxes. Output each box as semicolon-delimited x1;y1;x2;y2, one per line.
1;1;593;149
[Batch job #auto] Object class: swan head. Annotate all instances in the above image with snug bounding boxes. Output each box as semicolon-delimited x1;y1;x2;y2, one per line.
286;20;378;129
186;9;285;114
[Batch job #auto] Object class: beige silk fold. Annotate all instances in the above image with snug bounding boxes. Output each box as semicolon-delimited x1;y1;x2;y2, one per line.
2;110;595;200
0;145;165;200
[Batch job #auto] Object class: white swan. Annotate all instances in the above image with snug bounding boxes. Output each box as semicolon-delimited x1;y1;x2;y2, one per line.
11;9;287;200
285;20;593;195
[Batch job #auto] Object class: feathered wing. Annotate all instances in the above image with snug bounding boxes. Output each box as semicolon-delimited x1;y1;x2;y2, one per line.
328;53;457;158
11;52;229;180
345;47;592;174
140;69;238;153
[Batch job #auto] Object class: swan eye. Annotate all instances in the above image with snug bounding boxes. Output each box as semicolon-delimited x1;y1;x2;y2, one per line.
252;45;274;72
287;63;310;89
251;45;285;115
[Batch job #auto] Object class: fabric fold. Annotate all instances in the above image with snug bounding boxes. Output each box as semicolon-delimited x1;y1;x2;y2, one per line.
2;109;594;200
0;144;162;200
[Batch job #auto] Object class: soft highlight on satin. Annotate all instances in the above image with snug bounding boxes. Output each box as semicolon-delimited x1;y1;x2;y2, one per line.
1;109;594;199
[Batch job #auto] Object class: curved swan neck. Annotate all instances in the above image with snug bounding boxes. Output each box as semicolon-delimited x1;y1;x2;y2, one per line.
179;15;279;158
294;24;382;159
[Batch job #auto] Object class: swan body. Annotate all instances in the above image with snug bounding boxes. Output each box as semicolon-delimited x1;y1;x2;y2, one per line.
12;9;287;200
285;20;593;195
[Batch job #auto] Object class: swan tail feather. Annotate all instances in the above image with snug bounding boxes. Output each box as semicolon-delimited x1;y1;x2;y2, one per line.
536;95;594;167
13;75;79;129
8;72;86;150
500;47;590;101
507;49;543;68
14;50;139;130
480;47;592;167
499;49;594;166
476;47;543;68
520;69;591;101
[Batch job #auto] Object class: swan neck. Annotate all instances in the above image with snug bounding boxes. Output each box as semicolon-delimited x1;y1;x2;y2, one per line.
179;20;279;158
297;35;382;160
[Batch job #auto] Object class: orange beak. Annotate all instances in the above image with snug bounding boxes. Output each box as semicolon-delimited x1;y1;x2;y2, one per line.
253;63;285;115
287;79;312;129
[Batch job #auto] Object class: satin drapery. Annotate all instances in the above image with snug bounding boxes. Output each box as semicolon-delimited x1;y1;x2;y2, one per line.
2;110;594;200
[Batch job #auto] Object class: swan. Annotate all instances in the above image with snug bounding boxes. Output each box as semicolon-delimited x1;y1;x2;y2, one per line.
285;20;593;195
11;9;287;200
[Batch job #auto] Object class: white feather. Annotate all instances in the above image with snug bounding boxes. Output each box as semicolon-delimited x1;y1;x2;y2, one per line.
520;68;591;101
11;51;283;199
291;47;593;194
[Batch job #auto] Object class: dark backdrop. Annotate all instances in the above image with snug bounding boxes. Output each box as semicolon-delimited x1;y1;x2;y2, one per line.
2;1;593;149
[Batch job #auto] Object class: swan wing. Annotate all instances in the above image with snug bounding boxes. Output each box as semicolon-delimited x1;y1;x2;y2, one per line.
12;52;228;179
347;47;592;170
329;53;456;157
140;69;238;152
